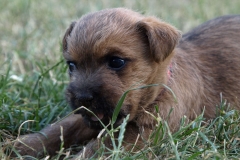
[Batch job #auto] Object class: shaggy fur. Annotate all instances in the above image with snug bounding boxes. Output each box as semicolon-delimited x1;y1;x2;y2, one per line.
12;8;240;159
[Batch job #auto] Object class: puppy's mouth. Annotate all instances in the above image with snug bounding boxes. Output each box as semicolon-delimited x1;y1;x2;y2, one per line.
75;106;125;129
89;112;104;121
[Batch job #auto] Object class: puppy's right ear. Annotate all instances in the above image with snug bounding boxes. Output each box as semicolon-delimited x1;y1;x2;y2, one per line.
62;21;76;53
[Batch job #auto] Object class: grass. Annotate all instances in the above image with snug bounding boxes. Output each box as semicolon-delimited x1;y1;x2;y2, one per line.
1;0;240;159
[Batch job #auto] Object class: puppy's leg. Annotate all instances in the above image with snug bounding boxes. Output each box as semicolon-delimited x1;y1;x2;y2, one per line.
13;114;98;157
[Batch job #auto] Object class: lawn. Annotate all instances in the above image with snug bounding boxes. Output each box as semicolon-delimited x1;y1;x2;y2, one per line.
0;0;240;159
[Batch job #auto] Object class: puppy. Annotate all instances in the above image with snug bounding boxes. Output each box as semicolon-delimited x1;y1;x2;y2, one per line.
12;8;240;158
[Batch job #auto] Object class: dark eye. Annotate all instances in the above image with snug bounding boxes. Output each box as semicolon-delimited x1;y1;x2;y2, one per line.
67;62;76;74
108;57;126;70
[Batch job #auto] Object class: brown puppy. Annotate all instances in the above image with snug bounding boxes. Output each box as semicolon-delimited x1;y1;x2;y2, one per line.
13;8;240;158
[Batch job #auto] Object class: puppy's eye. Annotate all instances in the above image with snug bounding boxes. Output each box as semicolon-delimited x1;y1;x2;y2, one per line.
108;57;126;70
67;62;76;73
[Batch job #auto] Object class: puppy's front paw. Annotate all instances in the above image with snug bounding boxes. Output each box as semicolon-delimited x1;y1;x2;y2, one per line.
12;133;46;158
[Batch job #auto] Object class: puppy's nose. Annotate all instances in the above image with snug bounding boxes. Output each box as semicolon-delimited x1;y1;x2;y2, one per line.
76;92;93;102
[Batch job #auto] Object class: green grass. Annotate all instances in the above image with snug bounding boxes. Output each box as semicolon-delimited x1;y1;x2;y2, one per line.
1;0;240;159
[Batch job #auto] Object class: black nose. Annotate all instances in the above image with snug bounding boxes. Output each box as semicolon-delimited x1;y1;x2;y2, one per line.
76;92;93;102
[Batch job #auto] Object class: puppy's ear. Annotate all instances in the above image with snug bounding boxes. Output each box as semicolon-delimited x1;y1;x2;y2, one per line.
136;17;181;62
62;21;76;53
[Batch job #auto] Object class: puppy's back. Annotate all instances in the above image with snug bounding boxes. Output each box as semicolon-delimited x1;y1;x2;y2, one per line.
182;15;240;43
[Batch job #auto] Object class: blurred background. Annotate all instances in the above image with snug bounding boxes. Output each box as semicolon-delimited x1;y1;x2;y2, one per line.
1;0;240;75
0;0;240;133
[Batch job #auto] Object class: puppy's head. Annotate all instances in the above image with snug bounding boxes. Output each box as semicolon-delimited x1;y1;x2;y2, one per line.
62;8;180;129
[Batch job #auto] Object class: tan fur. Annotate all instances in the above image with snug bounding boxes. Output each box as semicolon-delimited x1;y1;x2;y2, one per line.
12;8;240;159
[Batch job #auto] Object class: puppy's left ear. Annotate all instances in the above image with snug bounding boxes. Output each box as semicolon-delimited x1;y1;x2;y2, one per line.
136;17;181;63
62;21;76;53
